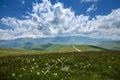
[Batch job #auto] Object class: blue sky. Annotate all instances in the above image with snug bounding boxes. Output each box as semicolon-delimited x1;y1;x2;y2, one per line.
0;0;120;40
0;0;120;18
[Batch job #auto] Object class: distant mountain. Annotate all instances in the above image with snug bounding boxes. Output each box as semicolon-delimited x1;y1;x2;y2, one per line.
0;36;119;51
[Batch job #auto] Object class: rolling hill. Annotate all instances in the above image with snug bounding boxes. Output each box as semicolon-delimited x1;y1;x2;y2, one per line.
0;36;101;49
75;45;108;51
0;44;108;56
98;41;120;50
0;36;119;51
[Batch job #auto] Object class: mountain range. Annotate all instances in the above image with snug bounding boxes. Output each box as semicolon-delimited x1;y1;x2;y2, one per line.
0;36;119;51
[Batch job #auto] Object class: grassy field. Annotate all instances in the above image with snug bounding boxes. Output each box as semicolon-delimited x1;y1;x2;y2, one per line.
45;45;77;52
1;45;104;56
0;46;76;57
75;45;107;52
0;47;120;80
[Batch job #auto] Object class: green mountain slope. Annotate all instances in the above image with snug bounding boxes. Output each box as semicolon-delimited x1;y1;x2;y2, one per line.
30;44;106;52
99;41;120;50
45;45;76;52
75;45;107;52
0;45;107;56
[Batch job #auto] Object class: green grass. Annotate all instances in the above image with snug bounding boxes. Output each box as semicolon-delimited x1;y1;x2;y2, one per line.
31;44;106;52
0;44;108;56
99;41;120;50
45;45;76;52
0;48;52;56
0;45;76;57
22;44;108;52
0;51;120;80
75;45;106;52
0;45;107;56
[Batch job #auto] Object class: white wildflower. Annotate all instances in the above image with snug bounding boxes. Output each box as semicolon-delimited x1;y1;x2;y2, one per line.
31;67;34;70
12;73;15;77
108;65;112;69
21;68;25;70
36;72;40;75
61;66;70;72
53;73;58;76
32;58;35;61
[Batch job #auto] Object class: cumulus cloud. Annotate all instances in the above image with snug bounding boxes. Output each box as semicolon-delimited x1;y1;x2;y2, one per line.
0;0;120;40
87;4;97;13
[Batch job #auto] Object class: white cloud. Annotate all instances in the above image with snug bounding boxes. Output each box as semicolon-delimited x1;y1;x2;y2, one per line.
81;0;98;2
87;4;97;13
0;0;120;40
21;0;25;4
0;29;14;40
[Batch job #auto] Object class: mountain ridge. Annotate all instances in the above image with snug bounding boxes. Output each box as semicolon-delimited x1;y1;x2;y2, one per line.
0;36;120;50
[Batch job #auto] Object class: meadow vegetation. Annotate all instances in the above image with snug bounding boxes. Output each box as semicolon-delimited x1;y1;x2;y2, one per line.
0;49;120;80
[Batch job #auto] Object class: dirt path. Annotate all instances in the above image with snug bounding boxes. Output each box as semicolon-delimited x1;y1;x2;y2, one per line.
72;45;82;52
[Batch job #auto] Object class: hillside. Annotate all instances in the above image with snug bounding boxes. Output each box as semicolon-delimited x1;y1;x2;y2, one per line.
0;37;120;51
0;36;101;49
75;45;108;52
0;45;107;56
98;41;120;51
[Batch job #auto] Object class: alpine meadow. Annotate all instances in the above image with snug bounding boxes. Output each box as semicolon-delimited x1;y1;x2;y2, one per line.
0;0;120;80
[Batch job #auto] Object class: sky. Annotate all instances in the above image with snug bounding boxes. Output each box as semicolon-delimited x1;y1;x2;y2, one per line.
0;0;120;40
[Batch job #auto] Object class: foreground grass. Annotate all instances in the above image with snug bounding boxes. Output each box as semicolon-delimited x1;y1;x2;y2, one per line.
0;51;120;80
